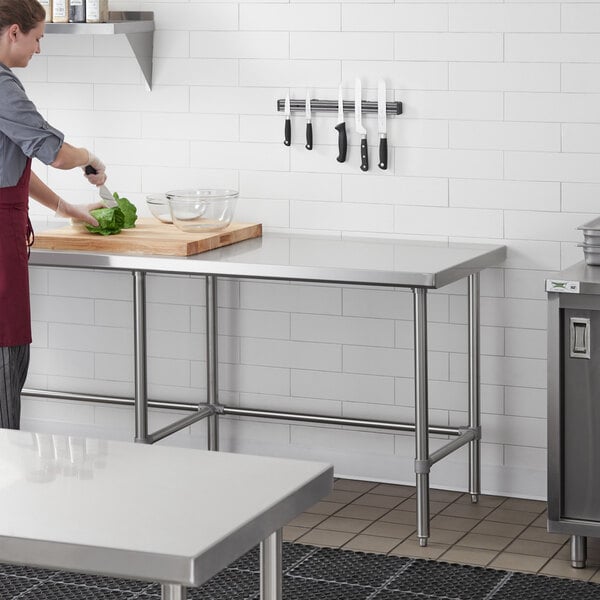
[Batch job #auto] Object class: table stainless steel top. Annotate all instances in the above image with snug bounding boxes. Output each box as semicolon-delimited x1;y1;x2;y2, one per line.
0;429;332;587
30;231;507;288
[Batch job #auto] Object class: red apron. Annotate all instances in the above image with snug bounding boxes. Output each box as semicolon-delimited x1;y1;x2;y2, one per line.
0;159;33;347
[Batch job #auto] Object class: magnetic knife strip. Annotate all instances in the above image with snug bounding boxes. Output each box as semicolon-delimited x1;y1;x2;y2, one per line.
276;99;403;115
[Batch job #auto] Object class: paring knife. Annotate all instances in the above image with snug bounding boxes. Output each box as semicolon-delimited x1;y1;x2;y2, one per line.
377;79;388;170
355;78;368;172
84;165;116;207
305;90;313;150
335;84;347;163
283;92;291;146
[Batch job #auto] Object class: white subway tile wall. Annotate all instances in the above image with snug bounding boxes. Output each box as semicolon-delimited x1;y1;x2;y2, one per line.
26;0;593;500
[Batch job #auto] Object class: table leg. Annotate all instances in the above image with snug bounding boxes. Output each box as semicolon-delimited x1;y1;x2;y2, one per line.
260;528;282;600
205;275;220;451
468;273;481;503
571;535;587;568
133;271;149;444
413;288;430;547
161;584;187;599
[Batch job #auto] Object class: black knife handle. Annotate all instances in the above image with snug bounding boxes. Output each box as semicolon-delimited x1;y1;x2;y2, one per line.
305;122;313;150
335;122;347;163
360;137;369;172
85;165;97;175
378;137;388;170
284;118;291;146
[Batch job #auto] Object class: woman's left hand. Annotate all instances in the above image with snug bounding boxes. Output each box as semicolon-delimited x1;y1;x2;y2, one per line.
55;198;103;227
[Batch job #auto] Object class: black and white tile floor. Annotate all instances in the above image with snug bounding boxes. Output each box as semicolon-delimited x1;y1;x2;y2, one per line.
1;542;600;600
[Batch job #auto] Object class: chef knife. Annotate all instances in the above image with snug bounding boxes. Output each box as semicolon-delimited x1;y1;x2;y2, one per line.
355;78;368;172
84;165;117;207
305;90;313;150
283;92;291;146
377;79;388;170
335;84;347;163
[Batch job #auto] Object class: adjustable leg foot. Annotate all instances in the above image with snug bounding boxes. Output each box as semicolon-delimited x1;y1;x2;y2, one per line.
571;535;587;569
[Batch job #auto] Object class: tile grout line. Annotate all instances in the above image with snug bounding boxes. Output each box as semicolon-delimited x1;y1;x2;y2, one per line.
295;479;600;580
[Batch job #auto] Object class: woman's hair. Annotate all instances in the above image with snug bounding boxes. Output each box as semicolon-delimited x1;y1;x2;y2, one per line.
0;0;46;34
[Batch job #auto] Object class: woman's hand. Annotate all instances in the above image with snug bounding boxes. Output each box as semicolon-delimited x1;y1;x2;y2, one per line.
55;199;103;227
83;151;107;186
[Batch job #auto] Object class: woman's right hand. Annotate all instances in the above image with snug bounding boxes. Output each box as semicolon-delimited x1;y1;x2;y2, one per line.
83;151;107;186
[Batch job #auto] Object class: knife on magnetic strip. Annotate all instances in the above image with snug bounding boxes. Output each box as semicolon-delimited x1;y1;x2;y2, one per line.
377;79;388;170
305;90;313;150
335;84;347;162
355;78;368;172
283;92;291;146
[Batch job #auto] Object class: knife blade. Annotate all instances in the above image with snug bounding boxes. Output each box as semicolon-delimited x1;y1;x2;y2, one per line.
335;84;347;163
305;90;313;150
84;166;117;207
377;79;388;170
283;92;291;146
355;78;368;172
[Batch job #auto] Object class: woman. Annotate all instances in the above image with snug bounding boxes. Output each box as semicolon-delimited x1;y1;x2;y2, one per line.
0;0;107;429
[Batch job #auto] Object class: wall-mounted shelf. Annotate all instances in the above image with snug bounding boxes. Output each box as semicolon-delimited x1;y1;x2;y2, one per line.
45;11;154;90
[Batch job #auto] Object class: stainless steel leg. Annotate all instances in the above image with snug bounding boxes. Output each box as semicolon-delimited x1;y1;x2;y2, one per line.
413;287;430;547
133;271;149;444
571;535;587;568
468;273;481;503
161;584;187;600
260;529;282;600
206;275;219;451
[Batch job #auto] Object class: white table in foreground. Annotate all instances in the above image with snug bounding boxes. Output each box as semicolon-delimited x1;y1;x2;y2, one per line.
0;429;333;599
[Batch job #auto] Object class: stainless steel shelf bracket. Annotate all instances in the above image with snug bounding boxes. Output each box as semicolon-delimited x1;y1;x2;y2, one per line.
45;12;155;90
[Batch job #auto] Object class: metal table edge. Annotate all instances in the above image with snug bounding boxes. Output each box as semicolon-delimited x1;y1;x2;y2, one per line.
29;243;507;289
0;465;333;588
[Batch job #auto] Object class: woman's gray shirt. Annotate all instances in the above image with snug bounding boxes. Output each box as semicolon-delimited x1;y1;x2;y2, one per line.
0;62;64;188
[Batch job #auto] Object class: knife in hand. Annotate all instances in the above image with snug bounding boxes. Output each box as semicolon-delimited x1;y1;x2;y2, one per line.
335;84;347;163
283;92;291;146
377;79;388;170
85;165;117;207
305;90;313;150
355;78;368;171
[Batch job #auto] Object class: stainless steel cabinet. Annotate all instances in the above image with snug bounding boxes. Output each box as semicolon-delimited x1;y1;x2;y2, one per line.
547;264;600;568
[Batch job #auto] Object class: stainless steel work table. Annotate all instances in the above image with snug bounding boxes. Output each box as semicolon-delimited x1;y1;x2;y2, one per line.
29;232;507;546
0;429;332;600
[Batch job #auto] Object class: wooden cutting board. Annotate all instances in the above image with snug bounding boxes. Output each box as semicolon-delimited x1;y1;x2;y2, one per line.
34;218;262;257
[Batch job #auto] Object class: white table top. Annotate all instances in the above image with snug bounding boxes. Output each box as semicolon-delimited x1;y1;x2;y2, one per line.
0;430;332;586
30;230;507;289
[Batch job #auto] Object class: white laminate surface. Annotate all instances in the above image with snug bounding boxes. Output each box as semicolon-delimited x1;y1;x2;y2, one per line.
0;429;332;585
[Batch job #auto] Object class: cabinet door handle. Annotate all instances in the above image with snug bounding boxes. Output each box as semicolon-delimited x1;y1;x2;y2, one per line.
570;317;591;359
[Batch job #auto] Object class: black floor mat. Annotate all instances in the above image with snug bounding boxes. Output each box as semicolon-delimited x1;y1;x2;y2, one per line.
0;542;599;599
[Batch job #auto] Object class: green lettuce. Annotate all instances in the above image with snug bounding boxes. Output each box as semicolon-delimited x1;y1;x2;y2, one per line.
85;207;125;236
113;193;137;229
84;192;138;235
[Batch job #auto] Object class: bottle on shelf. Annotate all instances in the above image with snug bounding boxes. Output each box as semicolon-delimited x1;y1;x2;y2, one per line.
69;0;86;23
85;0;108;23
39;0;53;22
52;0;69;23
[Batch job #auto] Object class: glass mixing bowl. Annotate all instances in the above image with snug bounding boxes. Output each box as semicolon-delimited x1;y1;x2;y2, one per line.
166;189;238;233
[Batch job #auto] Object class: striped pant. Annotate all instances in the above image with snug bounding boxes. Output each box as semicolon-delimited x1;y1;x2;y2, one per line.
0;345;29;430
